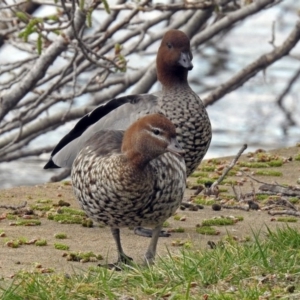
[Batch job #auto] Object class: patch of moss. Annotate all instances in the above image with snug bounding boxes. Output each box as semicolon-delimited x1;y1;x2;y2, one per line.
48;207;87;224
162;221;170;228
82;218;93;227
54;233;67;239
255;194;269;201
11;220;41;226
196;178;215;185
62;181;71;186
171;240;191;247
227;170;237;176
196;226;219;235
222;179;238;185
200;166;215;172
37;199;53;204
239;162;269;168
207;158;221;165
50;214;83;224
174;227;185;233
255;170;282;176
189;172;208;178
54;243;69;250
289;197;300;204
173;215;182;221
202;218;235;226
295;153;300;161
6;214;17;220
18;237;28;244
35;239;47;246
277;217;297;223
57;207;86;216
220;194;236;200
268;160;283;167
6;240;21;248
193;197;215;206
30;204;52;211
65;251;103;262
218;188;228;193
183;241;192;249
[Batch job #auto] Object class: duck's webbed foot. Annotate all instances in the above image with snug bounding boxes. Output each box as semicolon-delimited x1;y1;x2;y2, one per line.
134;226;171;238
102;253;133;271
100;227;134;270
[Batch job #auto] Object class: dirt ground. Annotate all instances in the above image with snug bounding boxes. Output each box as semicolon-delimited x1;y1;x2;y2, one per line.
0;146;300;278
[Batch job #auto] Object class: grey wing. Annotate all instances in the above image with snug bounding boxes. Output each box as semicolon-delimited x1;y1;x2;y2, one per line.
52;93;159;168
83;130;124;157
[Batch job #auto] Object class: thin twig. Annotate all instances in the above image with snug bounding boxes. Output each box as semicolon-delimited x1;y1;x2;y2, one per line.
208;144;248;194
268;210;300;217
0;201;27;210
222;205;249;211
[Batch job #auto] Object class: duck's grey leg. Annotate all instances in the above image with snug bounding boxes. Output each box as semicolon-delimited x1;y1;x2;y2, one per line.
134;226;171;238
110;227;133;264
144;225;162;264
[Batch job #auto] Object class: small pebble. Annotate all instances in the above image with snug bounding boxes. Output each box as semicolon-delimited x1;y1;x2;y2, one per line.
285;285;295;293
248;201;260;210
212;204;221;211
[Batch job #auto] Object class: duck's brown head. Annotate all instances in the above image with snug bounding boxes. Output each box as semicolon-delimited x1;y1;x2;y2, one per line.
122;113;184;169
156;29;193;88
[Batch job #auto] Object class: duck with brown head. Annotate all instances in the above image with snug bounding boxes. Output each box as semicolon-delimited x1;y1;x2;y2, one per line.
71;114;186;265
45;29;212;238
156;29;193;87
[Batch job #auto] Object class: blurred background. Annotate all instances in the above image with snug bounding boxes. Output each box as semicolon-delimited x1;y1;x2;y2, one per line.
0;0;299;188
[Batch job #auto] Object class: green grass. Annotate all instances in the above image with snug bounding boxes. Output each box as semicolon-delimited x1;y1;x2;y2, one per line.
196;226;219;235
277;217;297;223
189;171;209;178
173;227;185;233
47;213;83;224
202;217;235;226
10;220;41;226
196;178;215;185
47;207;87;225
255;170;282;176
255;194;270;201
65;251;103;262
193;197;216;206
1;226;300;299
35;239;47;246
267;160;283;167
238;162;270;168
54;243;69;251
289;197;300;204
200;165;216;172
54;233;67;239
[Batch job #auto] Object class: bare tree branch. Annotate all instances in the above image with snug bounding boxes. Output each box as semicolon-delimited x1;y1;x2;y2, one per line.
203;19;300;106
30;0;214;11
192;0;277;46
0;7;86;121
276;66;300;126
0;0;299;172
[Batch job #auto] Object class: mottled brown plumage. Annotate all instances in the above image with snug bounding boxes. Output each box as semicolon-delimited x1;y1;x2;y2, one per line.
156;30;211;177
44;29;212;238
71;114;186;264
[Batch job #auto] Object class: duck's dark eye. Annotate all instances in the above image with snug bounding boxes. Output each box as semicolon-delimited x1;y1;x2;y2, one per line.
167;42;172;49
153;129;160;135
